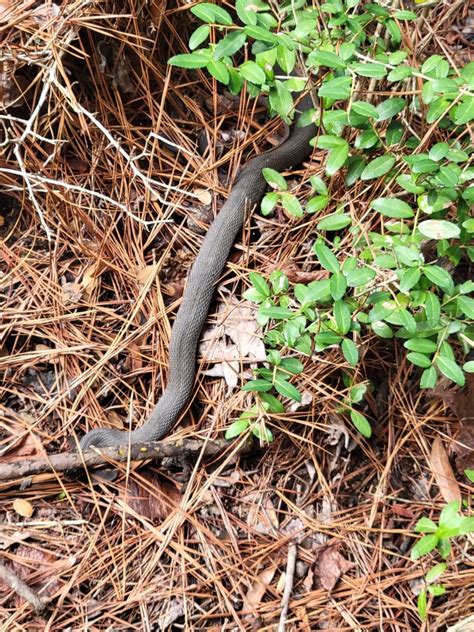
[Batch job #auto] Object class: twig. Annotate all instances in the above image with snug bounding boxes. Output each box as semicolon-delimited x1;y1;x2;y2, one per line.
0;561;48;614
0;438;251;483
278;541;298;632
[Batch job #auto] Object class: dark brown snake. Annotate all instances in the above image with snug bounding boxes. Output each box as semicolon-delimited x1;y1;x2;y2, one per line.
79;92;316;450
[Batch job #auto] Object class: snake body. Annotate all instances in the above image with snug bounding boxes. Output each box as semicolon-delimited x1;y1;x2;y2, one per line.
79;94;316;450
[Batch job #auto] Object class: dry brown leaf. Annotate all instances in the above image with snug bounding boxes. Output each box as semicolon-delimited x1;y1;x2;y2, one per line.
136;264;159;285
105;411;125;429
313;543;354;591
122;473;181;520
243;564;277;610
81;261;104;295
12;499;33;518
61;281;83;303
194;188;212;205
429;437;462;504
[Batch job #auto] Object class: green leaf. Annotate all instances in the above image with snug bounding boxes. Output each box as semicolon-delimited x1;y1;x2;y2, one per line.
168;52;210;69
346;267;376;287
411;534;438;560
276;45;295;73
351;62;387;78
262;168;287;190
422;266;454;293
313;242;340;273
191;3;233;25
439;500;461;527
312;50;346;69
225;417;251;439
334;299;351;334
207;60;230;84
424;292;441;327
371;320;394;338
273;376;302;402
399;268;421;292
426;562;447;583
417;589;427;622
361;155;396;181
330;271;347;300
259;392;285;413
240;60;266;85
371;197;413;218
260;306;294;319
463;361;474;373
214;30;247;59
435;356;465;386
189;25;210;50
236;0;257;25
420;366;437;389
355;129;379;149
415;516;438;533
261;192;279;216
418;220;460;240
326;142;349;176
407;352;432;368
398;308;417;334
341;338;359;366
350;101;379;119
307;195;330;214
243;24;278;44
310;175;328;195
252;423;274;442
281;193;303;218
316;135;348;149
350;410;371;437
318;76;352;100
242;379;273;392
457;295;474;319
376;97;406;121
280;357;304;375
249;272;270;298
404;339;437;353
453;96;474;124
269;80;294;120
388;66;412;82
317;212;351;230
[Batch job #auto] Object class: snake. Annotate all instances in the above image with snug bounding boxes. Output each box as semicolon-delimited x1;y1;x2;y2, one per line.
79;91;316;450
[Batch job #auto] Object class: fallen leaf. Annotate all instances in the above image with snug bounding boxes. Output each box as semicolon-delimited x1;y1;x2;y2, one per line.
429;437;461;504
121;473;181;520
194;188;212;205
200;298;266;388
136;264;159;285
312;543;354;591
243;564;277;610
391;503;415;519
266;261;329;284
12;499;33;518
61;281;82;303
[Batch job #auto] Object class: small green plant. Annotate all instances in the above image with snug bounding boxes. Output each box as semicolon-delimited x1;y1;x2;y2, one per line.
168;1;473;441
410;501;474;621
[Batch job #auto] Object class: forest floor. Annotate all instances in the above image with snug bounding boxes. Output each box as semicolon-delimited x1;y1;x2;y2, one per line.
1;1;473;630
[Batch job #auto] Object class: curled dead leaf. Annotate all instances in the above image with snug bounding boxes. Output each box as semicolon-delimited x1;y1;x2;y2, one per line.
429;437;461;504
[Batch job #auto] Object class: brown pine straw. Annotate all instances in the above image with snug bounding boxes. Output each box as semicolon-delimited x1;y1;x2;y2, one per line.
1;0;473;629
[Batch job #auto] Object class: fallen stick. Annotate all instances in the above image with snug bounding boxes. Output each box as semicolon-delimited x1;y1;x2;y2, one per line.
0;561;48;614
0;438;250;484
